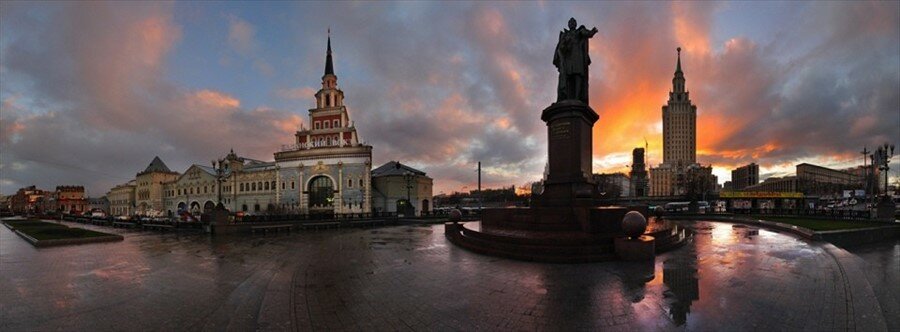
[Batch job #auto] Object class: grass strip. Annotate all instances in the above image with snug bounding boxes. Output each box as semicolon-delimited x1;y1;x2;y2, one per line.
5;220;115;241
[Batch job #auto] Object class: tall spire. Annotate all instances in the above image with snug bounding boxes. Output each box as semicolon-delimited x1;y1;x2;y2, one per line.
675;47;682;74
672;47;685;93
324;28;334;76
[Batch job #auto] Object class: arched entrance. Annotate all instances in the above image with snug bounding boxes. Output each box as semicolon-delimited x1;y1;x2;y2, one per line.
308;176;335;215
396;199;414;216
177;202;187;212
203;201;215;214
190;202;201;215
421;199;429;214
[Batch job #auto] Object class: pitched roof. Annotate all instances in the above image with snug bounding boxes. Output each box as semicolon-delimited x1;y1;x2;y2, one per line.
371;161;429;178
139;156;175;174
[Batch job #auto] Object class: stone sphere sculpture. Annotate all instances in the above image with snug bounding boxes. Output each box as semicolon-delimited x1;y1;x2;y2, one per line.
654;206;665;218
622;211;648;239
448;209;463;222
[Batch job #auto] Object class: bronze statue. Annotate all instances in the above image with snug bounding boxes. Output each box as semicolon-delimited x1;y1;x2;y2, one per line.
554;17;598;104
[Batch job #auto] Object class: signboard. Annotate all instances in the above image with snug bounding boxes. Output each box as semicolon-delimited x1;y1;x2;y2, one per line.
719;191;804;199
843;190;853;198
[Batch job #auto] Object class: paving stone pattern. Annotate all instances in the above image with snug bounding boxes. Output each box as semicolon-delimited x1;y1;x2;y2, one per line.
0;220;891;331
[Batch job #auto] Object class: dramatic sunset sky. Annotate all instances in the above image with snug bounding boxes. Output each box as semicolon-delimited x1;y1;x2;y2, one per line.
1;1;898;196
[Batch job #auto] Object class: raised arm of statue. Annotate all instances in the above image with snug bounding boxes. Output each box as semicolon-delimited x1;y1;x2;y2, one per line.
579;26;598;37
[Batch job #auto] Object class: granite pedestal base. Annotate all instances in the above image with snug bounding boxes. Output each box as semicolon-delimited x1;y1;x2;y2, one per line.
614;235;656;261
444;207;690;263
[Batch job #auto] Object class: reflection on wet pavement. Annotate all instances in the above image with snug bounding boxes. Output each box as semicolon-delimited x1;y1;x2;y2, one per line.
0;220;890;331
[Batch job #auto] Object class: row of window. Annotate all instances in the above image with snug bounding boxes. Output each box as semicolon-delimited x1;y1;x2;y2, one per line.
314;119;342;130
239;181;277;192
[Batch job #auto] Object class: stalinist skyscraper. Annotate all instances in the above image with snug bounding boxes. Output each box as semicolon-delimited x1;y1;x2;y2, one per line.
650;48;716;196
662;47;697;165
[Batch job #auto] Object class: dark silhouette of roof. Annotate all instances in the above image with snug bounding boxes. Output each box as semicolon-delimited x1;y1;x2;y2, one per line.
139;156;175;175
371;161;429;178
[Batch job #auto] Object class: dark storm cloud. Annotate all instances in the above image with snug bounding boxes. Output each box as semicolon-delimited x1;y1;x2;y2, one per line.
1;1;898;194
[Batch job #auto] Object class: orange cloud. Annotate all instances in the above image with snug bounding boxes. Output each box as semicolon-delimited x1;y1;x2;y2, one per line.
191;90;241;109
274;114;303;134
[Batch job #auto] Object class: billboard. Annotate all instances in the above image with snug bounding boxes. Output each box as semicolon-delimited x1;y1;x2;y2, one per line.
719;191;804;199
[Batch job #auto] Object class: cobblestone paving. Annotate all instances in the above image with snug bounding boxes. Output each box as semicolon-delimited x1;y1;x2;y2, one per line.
0;220;892;331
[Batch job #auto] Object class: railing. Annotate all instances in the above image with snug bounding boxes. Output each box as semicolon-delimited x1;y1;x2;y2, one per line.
237;211;399;223
726;208;874;221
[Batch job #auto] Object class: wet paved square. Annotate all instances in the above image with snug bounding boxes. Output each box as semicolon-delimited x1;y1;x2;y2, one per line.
1;220;896;331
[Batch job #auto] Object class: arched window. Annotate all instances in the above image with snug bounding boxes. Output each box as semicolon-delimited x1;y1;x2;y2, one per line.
264;181;269;190
240;183;244;192
348;179;353;187
271;181;276;190
257;181;262;191
359;179;364;187
282;182;285;190
291;181;295;189
251;183;256;191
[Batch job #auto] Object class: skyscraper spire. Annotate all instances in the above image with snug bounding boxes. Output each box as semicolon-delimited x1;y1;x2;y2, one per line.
324;28;334;76
675;47;682;74
672;47;685;93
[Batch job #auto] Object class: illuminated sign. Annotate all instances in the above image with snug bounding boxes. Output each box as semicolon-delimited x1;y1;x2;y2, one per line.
719;191;804;199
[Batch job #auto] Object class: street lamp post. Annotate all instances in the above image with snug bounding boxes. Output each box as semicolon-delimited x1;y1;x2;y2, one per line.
403;171;413;216
876;143;895;197
211;160;227;210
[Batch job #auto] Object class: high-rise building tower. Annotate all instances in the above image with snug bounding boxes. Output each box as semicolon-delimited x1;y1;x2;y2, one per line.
731;163;760;190
651;48;715;197
630;147;648;197
662;47;697;165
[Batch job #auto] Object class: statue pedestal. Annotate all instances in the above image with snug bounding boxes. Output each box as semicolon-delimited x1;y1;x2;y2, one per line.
537;100;599;207
614;235;656;261
875;196;895;220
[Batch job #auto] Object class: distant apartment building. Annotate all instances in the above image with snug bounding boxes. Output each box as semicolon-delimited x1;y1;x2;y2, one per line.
9;186;50;214
722;181;733;191
49;185;87;214
108;180;136;216
744;163;865;197
731;163;759;190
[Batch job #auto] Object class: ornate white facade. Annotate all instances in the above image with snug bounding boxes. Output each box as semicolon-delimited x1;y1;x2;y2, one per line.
274;32;373;215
